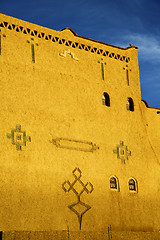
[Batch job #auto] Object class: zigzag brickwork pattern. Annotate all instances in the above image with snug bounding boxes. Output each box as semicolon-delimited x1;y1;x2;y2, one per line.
0;20;130;63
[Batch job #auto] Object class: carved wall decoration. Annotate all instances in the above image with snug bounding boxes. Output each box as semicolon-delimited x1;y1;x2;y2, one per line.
7;125;31;150
113;141;131;164
98;58;106;80
62;168;94;230
0;29;6;55
0;21;131;63
59;49;78;61
108;225;112;240
50;137;99;152
123;64;131;85
0;30;1;55
27;38;38;63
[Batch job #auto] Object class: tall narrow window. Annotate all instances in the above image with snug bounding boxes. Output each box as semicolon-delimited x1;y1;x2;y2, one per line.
126;97;134;111
128;178;137;192
109;176;119;191
102;92;110;107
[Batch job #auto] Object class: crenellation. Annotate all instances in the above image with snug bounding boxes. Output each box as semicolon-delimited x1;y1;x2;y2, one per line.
0;17;131;63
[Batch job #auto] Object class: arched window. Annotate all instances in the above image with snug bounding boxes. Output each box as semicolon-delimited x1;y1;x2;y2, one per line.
128;178;137;192
126;97;134;111
102;92;110;107
109;176;119;191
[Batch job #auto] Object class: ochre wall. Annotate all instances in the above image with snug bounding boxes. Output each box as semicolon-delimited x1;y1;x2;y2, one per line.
0;13;160;237
2;230;160;240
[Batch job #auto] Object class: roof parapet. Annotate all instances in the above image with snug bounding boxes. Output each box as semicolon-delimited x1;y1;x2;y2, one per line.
129;44;138;49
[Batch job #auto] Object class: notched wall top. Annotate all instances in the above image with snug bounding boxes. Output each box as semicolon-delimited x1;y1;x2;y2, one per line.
0;13;134;63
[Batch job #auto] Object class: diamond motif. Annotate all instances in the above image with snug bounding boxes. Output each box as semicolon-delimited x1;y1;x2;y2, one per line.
85;182;94;193
72;180;86;195
113;141;131;164
7;125;31;150
68;200;91;230
62;181;71;192
73;168;81;179
62;168;94;230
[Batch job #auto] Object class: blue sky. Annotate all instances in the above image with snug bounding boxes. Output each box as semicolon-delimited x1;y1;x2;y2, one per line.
1;0;160;107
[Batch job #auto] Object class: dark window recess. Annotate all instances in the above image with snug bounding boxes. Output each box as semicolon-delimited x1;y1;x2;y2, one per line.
4;21;8;27
102;92;110;107
129;179;136;191
81;44;85;49
157;111;160;114
41;32;45;38
0;231;2;240
34;30;38;36
126;97;134;111
68;40;72;45
27;28;31;33
110;177;117;189
8;25;12;30
19;26;23;31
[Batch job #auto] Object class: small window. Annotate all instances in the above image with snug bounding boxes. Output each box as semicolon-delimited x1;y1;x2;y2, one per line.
109;176;119;191
128;178;137;192
126;97;134;111
102;92;110;107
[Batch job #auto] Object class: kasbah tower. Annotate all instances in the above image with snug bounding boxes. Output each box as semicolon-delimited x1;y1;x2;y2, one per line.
0;12;160;240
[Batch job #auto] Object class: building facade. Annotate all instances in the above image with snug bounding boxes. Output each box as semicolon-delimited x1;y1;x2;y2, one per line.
0;13;160;240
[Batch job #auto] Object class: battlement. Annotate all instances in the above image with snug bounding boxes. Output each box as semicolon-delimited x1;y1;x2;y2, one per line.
0;13;134;63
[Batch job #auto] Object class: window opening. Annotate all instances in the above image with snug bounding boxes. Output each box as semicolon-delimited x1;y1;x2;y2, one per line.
19;26;23;31
12;24;15;29
110;177;117;189
41;32;45;38
126;97;134;111
128;178;137;192
4;22;8;27
8;25;12;30
109;176;119;191
34;30;38;36
27;28;30;34
68;40;72;45
102;92;110;107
